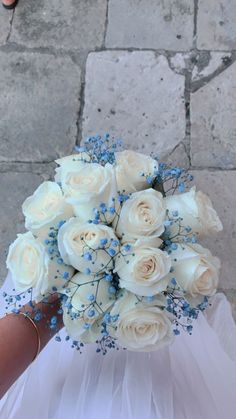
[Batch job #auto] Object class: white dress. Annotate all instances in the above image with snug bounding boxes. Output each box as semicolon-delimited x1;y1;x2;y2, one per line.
1;271;236;419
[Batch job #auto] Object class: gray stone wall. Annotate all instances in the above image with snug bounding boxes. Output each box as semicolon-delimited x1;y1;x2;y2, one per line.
0;1;235;311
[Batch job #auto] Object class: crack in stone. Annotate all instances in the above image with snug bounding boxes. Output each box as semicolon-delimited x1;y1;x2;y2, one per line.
75;59;87;146
0;42;88;67
165;141;190;168
6;8;15;43
190;167;236;172
191;52;236;92
102;0;110;49
2;42;224;56
0;162;56;179
184;71;192;167
193;0;198;47
0;160;54;164
1;39;236;58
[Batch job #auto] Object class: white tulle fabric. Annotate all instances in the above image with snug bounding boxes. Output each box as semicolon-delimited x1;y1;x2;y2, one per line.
1;272;236;419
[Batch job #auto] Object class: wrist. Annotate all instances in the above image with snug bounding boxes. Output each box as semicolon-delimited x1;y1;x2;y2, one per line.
19;294;64;350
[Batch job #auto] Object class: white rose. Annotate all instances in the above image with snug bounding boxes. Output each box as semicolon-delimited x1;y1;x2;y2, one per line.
109;291;173;352
6;232;74;296
115;189;166;242
22;181;73;238
58;218;120;273
164;187;223;238
62;272;115;340
115;150;158;193
115;239;171;296
170;243;220;297
196;190;223;234
54;153;92;189
55;158;117;223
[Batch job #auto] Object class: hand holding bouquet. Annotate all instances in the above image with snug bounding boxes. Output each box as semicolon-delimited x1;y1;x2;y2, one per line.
5;135;223;354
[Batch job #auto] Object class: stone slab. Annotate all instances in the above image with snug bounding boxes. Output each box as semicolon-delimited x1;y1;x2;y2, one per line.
191;62;236;168
197;0;236;50
0;8;13;45
0;171;43;286
0;51;81;162
10;0;106;49
192;170;236;291
106;0;194;50
82;51;186;159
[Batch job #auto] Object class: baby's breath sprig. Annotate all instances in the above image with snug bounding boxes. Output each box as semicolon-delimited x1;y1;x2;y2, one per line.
74;134;123;166
151;161;194;197
163;281;210;336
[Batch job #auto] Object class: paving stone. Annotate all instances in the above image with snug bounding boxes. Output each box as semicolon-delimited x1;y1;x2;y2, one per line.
0;171;43;286
106;0;194;50
197;0;236;50
82;51;186;158
191;62;236;168
192;170;236;291
10;0;106;49
192;52;232;82
0;8;13;45
0;51;81;162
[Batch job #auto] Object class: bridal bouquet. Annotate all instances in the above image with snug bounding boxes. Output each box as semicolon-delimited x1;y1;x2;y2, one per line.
5;135;223;353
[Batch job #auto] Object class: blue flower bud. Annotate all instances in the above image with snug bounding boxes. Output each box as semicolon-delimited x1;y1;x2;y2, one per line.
105;273;113;282
123;244;131;252
171;277;177;286
50;316;58;325
108;248;116;257
108;286;116;294
88;309;96;318
100;238;108;246
83;252;92;261
111;239;119;247
87;294;95;302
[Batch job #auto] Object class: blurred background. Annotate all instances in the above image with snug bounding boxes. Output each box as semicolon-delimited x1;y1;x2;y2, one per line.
0;0;236;314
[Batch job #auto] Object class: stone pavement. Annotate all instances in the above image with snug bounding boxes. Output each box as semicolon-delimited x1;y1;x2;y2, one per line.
0;0;235;312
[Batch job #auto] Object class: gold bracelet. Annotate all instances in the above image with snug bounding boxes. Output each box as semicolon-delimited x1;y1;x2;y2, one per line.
5;312;41;362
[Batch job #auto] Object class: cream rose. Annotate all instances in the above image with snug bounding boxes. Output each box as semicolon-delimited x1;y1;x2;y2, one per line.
115;150;158;193
164;187;223;238
62;272;115;340
55;158;117;223
109;291;173;351
22;181;73;237
6;231;74;296
115;189;166;242
58;218;119;273
170;243;220;297
115;239;171;296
